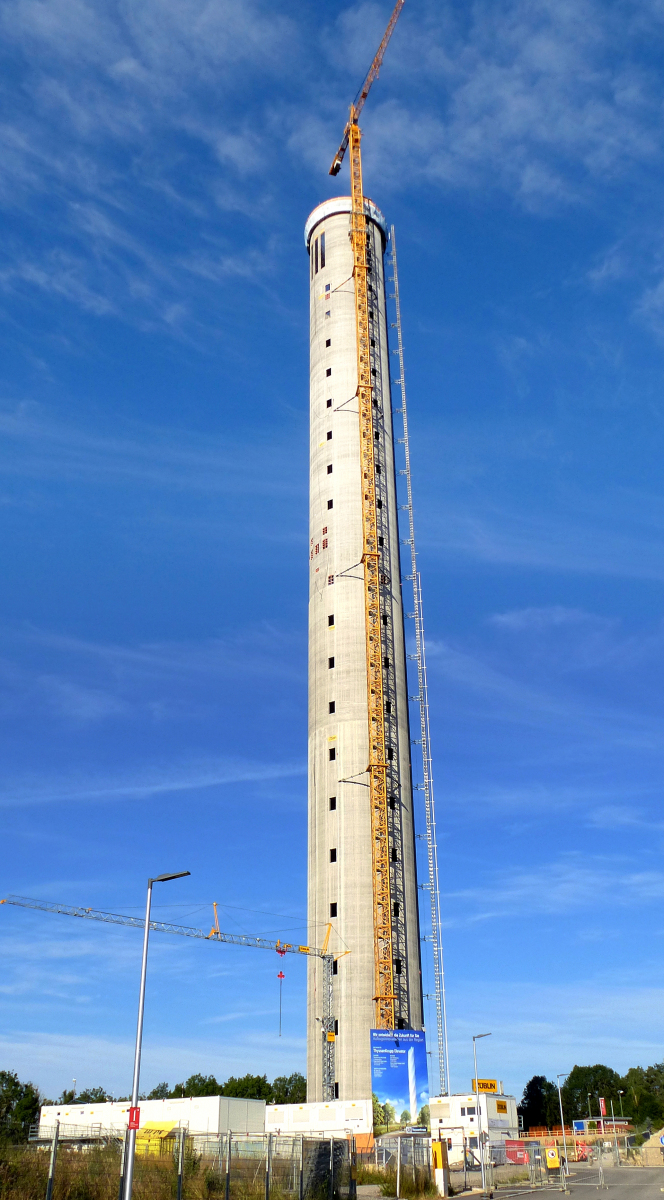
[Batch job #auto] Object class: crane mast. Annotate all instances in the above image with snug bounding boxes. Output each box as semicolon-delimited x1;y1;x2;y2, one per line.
328;0;405;1032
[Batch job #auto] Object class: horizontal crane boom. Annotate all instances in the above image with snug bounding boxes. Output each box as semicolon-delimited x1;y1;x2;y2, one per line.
1;894;328;958
329;0;405;175
2;893;340;1102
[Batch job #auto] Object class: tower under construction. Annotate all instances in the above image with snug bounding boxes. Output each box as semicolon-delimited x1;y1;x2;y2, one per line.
305;196;423;1101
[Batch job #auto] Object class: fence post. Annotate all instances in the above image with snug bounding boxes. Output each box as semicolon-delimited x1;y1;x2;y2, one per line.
329;1136;334;1200
177;1127;185;1200
349;1135;357;1200
225;1131;232;1200
299;1135;304;1200
265;1133;272;1200
396;1136;401;1200
118;1131;127;1200
45;1121;60;1200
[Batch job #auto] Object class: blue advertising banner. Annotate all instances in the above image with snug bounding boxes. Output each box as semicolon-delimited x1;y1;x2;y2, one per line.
370;1029;429;1123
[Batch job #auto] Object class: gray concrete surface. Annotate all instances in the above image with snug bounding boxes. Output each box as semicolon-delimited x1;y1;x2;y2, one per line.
568;1165;664;1200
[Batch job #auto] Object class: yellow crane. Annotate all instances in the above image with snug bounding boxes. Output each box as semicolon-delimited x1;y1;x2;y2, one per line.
1;895;343;1101
328;0;405;1032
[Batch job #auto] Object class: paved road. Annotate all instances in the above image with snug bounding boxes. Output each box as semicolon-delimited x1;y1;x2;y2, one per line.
567;1166;664;1200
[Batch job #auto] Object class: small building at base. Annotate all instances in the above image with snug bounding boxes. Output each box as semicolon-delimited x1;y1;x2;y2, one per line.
38;1096;265;1138
265;1099;372;1138
430;1092;519;1166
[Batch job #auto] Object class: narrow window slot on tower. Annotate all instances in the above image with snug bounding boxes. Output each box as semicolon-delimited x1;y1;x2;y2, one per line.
328;657;335;669
334;1020;338;1035
329;796;336;810
320;232;326;268
327;430;332;440
329;701;335;713
332;959;338;975
326;398;332;407
315;238;319;274
330;848;337;862
326;368;332;377
326;339;331;347
329;748;336;761
330;903;337;918
328;614;334;626
327;499;333;510
327;464;333;473
334;1083;339;1098
391;848;398;862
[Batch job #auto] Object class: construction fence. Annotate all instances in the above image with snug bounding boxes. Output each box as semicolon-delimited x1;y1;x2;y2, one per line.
7;1129;356;1200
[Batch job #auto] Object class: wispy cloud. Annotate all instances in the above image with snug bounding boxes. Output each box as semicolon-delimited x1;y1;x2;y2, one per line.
0;754;305;808
443;854;664;924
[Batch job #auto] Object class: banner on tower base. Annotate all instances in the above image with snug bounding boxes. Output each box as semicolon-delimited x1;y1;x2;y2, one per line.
370;1029;429;1126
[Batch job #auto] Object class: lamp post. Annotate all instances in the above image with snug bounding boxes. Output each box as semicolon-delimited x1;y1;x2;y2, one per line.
618;1091;624;1119
123;871;190;1200
556;1073;569;1177
472;1033;491;1191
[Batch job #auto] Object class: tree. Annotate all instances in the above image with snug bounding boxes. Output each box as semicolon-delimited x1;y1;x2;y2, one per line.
400;1109;411;1126
58;1089;75;1104
372;1093;385;1130
148;1083;170;1100
518;1076;558;1131
171;1074;221;1098
383;1102;396;1129
76;1087;108;1103
418;1105;430;1129
620;1066;664;1126
272;1073;306;1104
562;1065;622;1122
0;1071;41;1145
221;1074;274;1101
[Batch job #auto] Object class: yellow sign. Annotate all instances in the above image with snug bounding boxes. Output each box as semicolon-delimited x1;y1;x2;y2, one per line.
432;1142;449;1170
471;1079;498;1093
496;1100;507;1114
545;1148;560;1169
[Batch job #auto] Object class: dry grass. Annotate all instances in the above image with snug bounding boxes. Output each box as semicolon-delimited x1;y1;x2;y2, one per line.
0;1146;298;1200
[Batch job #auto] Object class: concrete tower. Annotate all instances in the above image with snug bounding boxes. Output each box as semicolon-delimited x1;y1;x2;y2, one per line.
305;197;423;1103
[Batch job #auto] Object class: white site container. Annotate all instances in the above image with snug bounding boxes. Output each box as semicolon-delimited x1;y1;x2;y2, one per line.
39;1095;265;1137
430;1092;519;1165
265;1099;372;1136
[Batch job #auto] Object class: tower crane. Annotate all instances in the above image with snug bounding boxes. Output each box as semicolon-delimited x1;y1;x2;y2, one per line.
328;0;405;1032
1;895;341;1102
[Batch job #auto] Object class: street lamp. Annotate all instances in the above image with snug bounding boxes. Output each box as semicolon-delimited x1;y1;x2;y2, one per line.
556;1073;569;1176
618;1091;624;1119
472;1033;491;1191
123;871;190;1200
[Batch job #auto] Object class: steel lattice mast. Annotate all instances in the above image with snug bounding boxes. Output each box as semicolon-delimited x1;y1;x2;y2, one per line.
388;227;450;1094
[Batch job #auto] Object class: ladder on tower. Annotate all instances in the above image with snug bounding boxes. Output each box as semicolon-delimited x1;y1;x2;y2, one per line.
389;227;450;1096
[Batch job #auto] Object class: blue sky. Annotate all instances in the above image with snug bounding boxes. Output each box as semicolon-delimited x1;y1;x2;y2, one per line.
1;0;664;1104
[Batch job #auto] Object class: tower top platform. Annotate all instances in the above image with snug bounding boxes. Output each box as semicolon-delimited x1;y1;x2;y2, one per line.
304;196;388;250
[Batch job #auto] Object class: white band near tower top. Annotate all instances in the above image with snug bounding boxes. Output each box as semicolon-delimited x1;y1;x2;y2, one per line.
304;196;388;251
